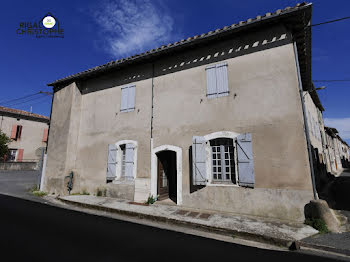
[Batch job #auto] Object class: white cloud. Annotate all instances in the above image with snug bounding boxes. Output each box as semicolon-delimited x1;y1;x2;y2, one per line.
324;117;350;139
92;0;179;57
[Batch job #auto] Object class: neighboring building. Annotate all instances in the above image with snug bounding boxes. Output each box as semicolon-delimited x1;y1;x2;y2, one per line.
324;127;344;175
0;106;49;162
43;3;316;222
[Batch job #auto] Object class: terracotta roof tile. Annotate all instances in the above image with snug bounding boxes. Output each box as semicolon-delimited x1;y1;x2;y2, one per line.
0;106;49;120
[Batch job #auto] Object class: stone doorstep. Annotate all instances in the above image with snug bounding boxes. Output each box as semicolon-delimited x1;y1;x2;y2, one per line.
57;195;314;249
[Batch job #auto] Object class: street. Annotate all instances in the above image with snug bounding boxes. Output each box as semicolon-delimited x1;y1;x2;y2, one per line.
0;193;347;262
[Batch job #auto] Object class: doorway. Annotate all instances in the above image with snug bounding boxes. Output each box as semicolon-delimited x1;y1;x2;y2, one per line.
156;150;177;203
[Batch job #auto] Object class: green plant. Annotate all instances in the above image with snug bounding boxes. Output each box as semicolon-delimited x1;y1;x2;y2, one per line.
96;188;106;197
0;131;11;161
145;194;159;205
305;218;329;234
32;191;47;197
29;184;39;193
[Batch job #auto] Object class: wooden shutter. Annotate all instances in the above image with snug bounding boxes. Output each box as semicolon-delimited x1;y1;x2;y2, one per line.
10;125;17;139
206;65;217;99
120;87;128;112
237;133;255;188
127;86;135;111
124;143;134;180
42;128;48;142
107;144;117;180
216;63;229;97
17;149;24;162
192;136;207;185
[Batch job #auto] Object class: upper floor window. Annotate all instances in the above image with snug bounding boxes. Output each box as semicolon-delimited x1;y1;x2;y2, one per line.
120;85;135;112
206;62;229;99
10;125;22;141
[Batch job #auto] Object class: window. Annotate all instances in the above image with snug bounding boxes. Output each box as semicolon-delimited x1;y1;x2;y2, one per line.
10;125;22;140
206;62;229;99
210;138;236;183
120;85;135;112
192;133;254;188
106;141;136;183
8;149;17;161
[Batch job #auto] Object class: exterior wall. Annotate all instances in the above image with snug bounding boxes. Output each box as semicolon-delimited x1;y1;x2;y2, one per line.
44;25;314;221
0;115;48;161
43;82;82;194
303;92;323;152
152;41;313;221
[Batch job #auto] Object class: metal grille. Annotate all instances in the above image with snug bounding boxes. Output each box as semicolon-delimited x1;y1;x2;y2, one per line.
210;138;235;183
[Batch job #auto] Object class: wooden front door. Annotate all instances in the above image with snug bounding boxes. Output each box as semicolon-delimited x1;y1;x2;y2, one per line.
157;158;168;200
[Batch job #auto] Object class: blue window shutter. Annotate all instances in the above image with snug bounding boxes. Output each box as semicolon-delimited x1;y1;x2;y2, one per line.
237;133;255;188
192;136;207;185
127;86;135;111
216;63;229;97
120;87;128;112
107;144;117;180
124;143;134;180
206;66;217;99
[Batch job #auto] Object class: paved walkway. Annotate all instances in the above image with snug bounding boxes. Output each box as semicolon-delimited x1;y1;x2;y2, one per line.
59;195;318;248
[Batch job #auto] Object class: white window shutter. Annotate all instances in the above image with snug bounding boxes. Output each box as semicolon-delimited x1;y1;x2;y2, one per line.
206;66;217;99
120;87;128;112
107;144;117;180
216;63;229;97
237;133;255;188
127;86;135;111
124;143;134;180
192;136;207;185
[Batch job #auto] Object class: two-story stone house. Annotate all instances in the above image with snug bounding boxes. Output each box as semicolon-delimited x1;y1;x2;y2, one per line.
43;3;316;222
0;106;49;162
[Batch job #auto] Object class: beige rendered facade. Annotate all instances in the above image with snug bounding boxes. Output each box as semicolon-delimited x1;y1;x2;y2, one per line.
0;107;49;162
43;4;316;222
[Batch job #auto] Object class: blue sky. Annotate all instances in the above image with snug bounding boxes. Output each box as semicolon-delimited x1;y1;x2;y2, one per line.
0;0;349;143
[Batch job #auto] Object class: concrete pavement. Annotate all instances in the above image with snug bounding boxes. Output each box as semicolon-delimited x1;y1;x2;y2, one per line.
58;194;318;248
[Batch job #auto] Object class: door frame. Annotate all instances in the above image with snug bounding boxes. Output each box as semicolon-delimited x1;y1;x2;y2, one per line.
151;145;182;205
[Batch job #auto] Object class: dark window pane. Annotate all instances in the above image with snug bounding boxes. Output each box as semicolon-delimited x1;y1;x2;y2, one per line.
225;160;229;165
218;174;222;179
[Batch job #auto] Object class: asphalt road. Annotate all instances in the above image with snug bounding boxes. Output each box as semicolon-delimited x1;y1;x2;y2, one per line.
0;194;347;262
0;170;348;261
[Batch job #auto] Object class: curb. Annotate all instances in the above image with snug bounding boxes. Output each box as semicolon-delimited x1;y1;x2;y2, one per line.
58;197;295;248
297;240;350;257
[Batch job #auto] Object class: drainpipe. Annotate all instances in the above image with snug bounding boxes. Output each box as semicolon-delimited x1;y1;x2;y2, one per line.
150;63;155;195
293;41;318;200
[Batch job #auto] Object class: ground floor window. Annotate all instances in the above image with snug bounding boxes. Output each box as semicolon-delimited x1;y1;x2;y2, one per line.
210;138;236;183
8;149;17;161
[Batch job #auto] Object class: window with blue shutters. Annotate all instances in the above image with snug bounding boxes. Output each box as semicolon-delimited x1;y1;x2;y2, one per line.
206;62;229;99
120;85;136;112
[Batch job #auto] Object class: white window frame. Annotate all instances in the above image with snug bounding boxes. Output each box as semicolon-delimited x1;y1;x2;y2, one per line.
210;138;237;184
203;131;240;186
113;140;138;182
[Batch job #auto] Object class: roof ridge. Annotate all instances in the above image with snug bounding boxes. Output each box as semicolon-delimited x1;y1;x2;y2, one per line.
0;106;50;120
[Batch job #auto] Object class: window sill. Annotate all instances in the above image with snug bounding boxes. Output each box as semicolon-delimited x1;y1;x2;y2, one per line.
206;183;239;187
112;179;135;185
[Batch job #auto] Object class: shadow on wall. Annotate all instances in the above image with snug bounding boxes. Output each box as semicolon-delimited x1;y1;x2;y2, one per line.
313;147;350;211
79;25;291;95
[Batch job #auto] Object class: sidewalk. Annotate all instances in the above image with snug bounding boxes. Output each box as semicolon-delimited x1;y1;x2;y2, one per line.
58;195;318;249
